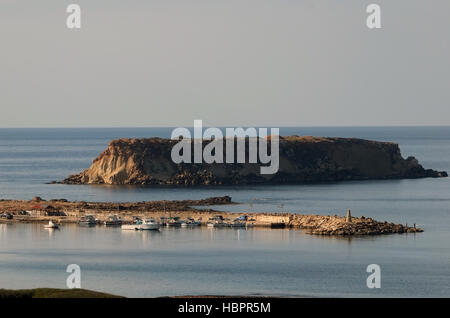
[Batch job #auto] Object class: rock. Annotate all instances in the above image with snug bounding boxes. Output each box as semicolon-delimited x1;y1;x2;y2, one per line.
289;213;424;236
61;136;447;185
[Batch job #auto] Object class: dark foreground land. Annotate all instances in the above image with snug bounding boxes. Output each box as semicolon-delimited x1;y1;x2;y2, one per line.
0;288;123;298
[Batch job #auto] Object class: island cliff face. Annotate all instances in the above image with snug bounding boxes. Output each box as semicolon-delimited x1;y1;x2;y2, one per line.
62;136;447;185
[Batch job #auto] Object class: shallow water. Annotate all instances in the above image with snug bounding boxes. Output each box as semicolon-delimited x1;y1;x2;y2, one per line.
1;223;448;298
0;127;450;297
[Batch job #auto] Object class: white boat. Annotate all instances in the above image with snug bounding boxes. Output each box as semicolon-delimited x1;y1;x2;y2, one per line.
44;220;60;229
140;219;160;230
122;218;160;231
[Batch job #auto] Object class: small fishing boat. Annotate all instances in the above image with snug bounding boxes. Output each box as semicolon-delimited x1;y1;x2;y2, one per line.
104;215;122;226
166;217;182;227
207;216;228;228
0;212;13;220
44;220;60;229
159;217;168;226
122;218;160;231
230;215;249;228
140;218;160;231
181;217;202;227
78;215;97;226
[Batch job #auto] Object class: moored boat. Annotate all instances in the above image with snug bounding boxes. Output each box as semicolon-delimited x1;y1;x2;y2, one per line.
207;215;228;228
78;215;97;226
122;218;160;231
159;217;168;226
44;220;60;229
104;214;122;226
230;215;251;228
140;218;160;230
181;217;202;227
166;217;182;227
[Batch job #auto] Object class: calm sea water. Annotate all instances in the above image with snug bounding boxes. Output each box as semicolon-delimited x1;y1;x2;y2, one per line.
0;127;450;297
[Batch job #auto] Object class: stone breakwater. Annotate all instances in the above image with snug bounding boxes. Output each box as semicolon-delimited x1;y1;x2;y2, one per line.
288;214;422;235
0;196;422;236
60;136;447;185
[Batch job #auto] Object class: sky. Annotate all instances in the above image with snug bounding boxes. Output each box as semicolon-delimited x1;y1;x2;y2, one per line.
0;0;449;128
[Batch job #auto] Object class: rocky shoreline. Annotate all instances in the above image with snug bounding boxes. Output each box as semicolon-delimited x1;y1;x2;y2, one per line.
0;196;423;236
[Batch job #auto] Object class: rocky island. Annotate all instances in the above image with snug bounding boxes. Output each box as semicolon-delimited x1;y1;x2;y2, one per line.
61;136;447;185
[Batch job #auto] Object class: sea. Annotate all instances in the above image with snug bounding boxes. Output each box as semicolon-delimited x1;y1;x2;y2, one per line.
0;127;449;297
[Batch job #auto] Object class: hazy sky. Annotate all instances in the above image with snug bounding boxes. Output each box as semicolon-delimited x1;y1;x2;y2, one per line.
1;1;449;127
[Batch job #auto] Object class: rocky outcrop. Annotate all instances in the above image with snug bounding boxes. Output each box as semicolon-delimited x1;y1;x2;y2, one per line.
288;214;423;235
0;196;233;214
61;136;447;185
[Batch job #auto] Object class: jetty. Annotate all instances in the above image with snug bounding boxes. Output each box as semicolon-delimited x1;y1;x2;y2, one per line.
0;196;422;236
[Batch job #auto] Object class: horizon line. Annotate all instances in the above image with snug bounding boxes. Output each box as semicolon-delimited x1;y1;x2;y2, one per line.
1;124;450;129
